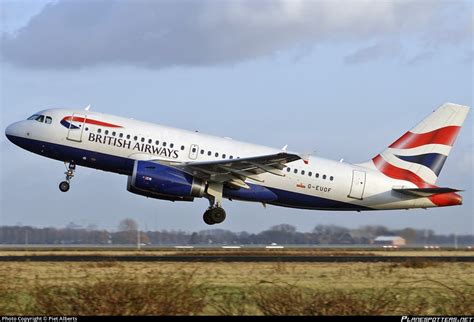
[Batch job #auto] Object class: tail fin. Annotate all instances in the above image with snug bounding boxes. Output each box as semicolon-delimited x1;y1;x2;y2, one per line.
366;103;470;186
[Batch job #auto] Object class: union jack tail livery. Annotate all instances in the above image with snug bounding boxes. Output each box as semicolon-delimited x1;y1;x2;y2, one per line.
370;103;469;186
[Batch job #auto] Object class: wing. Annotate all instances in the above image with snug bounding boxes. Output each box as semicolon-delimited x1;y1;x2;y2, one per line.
159;152;301;189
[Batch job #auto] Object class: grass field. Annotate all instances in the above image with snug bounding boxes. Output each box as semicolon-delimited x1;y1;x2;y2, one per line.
1;250;473;315
1;248;472;257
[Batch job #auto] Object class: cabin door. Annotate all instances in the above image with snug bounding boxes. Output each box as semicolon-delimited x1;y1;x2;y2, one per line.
348;170;366;200
66;114;87;142
189;144;199;160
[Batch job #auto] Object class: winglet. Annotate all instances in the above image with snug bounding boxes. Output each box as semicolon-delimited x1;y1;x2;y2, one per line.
281;145;288;151
85;104;91;111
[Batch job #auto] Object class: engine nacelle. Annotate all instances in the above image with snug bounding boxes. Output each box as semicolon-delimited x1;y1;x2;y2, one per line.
127;161;205;201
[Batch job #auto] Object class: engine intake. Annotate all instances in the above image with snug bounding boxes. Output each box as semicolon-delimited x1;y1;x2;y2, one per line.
127;161;205;201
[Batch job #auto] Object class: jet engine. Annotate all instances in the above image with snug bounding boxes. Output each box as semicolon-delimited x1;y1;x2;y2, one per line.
127;161;205;202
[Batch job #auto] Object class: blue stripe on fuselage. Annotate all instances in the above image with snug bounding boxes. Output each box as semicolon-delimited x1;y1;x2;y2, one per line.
6;135;134;175
6;135;371;211
266;186;371;211
225;183;370;211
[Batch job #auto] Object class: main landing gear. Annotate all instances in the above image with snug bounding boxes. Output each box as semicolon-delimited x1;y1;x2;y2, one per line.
203;207;226;225
59;161;76;192
203;182;227;225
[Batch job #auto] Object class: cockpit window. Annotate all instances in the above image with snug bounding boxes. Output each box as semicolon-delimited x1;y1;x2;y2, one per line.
27;114;40;120
34;115;45;123
27;114;51;123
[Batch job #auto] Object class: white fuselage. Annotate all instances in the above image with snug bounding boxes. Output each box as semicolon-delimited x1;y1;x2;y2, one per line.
5;108;445;212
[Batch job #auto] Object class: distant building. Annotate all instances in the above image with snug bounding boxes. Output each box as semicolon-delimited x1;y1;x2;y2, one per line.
373;236;406;246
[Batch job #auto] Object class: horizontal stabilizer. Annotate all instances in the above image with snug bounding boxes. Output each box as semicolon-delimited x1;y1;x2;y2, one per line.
393;187;462;197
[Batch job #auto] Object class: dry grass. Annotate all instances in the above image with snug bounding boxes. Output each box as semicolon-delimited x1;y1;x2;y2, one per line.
1;248;472;257
27;271;206;315
0;259;472;315
250;279;474;316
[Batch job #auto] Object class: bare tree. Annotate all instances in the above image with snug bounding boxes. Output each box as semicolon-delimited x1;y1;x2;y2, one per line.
118;218;138;232
114;218;140;244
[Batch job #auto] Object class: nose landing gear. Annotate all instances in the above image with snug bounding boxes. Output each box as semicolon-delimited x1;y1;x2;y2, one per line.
59;181;70;192
59;161;76;192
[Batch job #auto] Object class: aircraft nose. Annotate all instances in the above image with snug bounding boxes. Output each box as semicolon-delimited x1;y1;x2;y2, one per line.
5;122;22;143
5;123;14;139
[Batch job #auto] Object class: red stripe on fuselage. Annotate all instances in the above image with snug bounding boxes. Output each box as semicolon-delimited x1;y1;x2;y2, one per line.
389;126;460;149
372;154;461;207
64;116;123;128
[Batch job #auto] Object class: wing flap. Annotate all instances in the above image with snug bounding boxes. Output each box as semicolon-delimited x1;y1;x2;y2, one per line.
162;152;301;183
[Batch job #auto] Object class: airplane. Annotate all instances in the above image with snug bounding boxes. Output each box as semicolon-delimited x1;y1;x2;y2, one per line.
4;102;470;225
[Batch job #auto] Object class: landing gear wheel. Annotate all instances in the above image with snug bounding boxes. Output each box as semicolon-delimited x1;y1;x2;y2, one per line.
59;181;70;192
210;207;226;224
203;211;214;225
203;207;226;225
59;161;76;193
203;183;226;225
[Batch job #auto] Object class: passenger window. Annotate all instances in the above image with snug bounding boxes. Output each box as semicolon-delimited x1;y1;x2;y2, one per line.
45;116;52;124
141;137;145;143
287;168;291;172
148;139;152;144
301;170;305;175
181;146;185;151
330;176;334;181
215;152;219;157
222;154;226;159
155;140;159;145
98;129;102;134
163;142;167;147
105;130;109;135
230;156;234;159
133;136;137;141
112;132;116;136
200;150;204;154
192;147;197;153
323;175;327;180
308;172;312;176
170;143;174;148
119;133;123;138
316;173;319;178
208;151;212;156
294;169;298;174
